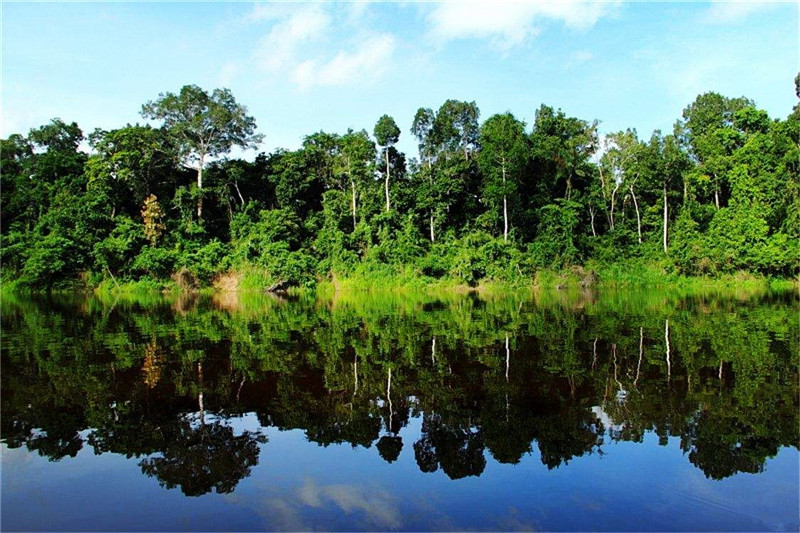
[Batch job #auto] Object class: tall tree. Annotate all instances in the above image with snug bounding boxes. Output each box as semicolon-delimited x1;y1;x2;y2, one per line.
478;113;529;242
412;108;437;241
335;130;375;230
141;85;263;220
643;132;691;253
531;105;597;201
434;100;480;160
679;92;752;209
374;115;401;212
86;124;177;218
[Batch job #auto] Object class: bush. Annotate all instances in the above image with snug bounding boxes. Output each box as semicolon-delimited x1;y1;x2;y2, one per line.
132;246;176;279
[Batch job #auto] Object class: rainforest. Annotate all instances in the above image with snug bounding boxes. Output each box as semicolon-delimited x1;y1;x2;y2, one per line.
1;79;798;293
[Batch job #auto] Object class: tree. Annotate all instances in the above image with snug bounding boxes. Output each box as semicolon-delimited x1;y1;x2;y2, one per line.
335;130;375;230
679;92;753;209
86;124;177;217
478;113;529;242
141;85;263;220
601;130;641;237
531;105;597;201
374;115;401;211
434;100;480;160
412;108;437;241
644;132;691;253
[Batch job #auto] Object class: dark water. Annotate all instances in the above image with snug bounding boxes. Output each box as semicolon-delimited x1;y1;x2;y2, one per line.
1;288;798;531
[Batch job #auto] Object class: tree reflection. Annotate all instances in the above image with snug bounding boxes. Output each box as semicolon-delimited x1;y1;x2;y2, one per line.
414;413;486;479
0;289;797;486
139;415;266;496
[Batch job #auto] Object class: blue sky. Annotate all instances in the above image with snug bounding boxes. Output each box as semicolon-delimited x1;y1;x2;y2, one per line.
2;1;797;158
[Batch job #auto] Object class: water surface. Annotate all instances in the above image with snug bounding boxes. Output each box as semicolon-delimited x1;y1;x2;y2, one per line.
2;289;798;531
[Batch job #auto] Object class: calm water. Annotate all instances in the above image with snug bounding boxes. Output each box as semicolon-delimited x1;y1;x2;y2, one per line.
1;289;798;531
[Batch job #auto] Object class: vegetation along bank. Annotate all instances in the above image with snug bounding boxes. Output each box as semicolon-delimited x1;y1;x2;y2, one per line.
2;78;798;293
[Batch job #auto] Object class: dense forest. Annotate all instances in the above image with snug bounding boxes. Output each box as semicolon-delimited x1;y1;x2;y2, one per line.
2;78;798;290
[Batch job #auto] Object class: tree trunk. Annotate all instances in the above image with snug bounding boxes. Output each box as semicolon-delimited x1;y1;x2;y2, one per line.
428;158;435;242
714;186;720;209
234;180;245;206
502;158;508;242
385;149;391;211
683;178;688;205
351;179;357;230
196;160;204;220
630;185;642;244
503;196;508;242
663;182;668;253
610;183;620;230
589;206;597;237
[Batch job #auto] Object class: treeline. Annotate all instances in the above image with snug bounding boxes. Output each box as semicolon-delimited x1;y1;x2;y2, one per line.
2;80;798;289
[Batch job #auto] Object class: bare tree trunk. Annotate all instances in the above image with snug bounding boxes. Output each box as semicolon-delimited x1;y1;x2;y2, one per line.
385;149;391;211
610;183;620;230
663;182;668;253
714;175;720;209
630;185;642;244
196;157;204;220
590;206;597;237
432;336;436;364
235;180;245;206
428;158;435;242
351;179;357;230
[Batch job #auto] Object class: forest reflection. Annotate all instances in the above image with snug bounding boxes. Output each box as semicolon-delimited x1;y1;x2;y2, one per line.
1;288;797;497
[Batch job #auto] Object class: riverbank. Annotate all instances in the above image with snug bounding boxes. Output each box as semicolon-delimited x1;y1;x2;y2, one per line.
3;261;796;298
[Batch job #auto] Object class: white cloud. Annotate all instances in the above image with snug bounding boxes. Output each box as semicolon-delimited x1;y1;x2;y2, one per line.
704;0;780;24
253;6;331;73
247;4;396;90
292;34;397;89
427;1;619;49
295;480;402;529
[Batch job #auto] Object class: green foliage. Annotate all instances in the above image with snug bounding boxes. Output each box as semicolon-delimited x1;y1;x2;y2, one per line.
133;246;177;279
2;86;798;292
93;216;145;277
529;200;581;268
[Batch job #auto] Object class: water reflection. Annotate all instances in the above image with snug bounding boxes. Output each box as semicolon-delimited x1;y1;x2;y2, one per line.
1;288;797;499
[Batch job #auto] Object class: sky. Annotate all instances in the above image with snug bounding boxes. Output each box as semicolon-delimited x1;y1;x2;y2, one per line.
2;1;798;159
